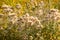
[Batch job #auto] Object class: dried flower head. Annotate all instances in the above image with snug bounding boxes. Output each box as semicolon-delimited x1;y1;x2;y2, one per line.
2;4;13;13
8;13;18;24
3;8;13;12
16;4;21;9
50;9;59;13
49;9;60;20
2;4;9;9
39;1;44;8
17;13;43;29
0;27;4;30
29;36;33;40
37;9;43;16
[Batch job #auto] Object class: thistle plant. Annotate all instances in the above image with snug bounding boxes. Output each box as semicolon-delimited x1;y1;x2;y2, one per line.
0;0;60;40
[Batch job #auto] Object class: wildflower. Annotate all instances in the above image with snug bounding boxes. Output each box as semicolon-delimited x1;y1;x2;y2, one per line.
8;13;18;24
50;9;60;20
3;8;13;12
36;33;40;36
38;9;43;15
28;20;34;26
39;1;44;8
2;4;13;13
40;1;44;6
17;13;43;29
16;4;21;9
2;4;9;9
35;9;43;17
0;27;4;30
8;12;17;16
50;9;59;13
29;36;33;40
22;33;28;40
25;13;29;17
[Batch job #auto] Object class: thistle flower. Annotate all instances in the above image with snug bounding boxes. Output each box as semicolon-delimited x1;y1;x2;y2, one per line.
16;4;21;9
17;13;43;28
35;9;43;17
8;12;17;16
50;9;59;13
8;13;18;24
29;36;33;40
40;1;44;6
36;33;41;37
0;26;4;30
25;13;29;17
2;4;13;13
3;8;13;12
39;1;44;8
38;9;43;15
2;4;9;9
50;9;60;20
